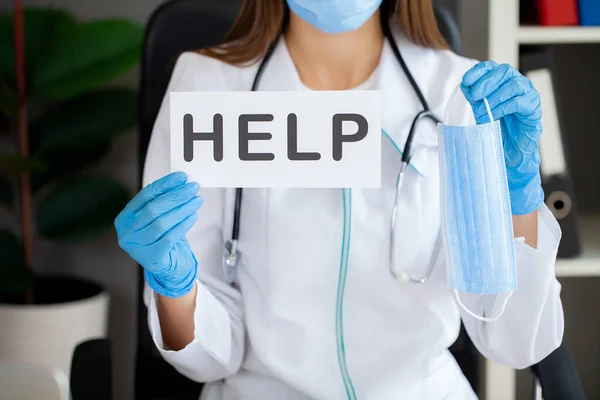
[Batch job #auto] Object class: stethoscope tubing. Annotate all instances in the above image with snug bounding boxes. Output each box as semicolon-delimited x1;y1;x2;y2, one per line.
226;22;442;284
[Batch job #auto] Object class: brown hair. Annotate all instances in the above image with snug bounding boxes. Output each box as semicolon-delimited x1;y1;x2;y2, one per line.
201;0;449;66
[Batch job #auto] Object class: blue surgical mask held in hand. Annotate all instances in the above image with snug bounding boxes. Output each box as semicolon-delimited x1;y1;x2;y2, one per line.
460;61;545;216
114;172;203;298
438;86;517;322
286;0;383;34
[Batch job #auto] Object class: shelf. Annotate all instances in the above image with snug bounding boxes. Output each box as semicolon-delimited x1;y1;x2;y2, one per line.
555;214;600;278
519;26;600;44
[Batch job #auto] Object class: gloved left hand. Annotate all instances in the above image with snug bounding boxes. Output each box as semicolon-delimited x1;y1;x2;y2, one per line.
460;61;544;215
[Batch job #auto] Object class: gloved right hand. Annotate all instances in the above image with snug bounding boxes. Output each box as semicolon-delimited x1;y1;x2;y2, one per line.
115;172;203;298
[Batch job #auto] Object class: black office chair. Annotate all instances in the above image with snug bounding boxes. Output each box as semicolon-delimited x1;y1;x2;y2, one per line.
70;339;113;400
135;1;584;399
137;3;239;398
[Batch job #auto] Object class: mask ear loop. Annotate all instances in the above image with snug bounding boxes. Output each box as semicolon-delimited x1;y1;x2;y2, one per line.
444;84;496;126
443;84;462;125
453;289;513;322
443;86;513;322
483;97;494;124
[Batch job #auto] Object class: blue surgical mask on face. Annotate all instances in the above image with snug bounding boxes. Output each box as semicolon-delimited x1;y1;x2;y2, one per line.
438;86;518;322
286;0;383;34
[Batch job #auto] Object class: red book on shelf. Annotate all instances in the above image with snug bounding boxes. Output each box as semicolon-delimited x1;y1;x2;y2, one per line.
537;0;579;25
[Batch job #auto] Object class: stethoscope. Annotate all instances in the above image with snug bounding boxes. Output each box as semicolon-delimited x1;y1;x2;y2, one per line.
224;22;443;285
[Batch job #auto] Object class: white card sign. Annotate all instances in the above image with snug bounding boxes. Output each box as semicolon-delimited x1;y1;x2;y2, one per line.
170;90;381;188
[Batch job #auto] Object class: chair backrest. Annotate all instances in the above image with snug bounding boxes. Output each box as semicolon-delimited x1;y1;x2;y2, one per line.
531;345;585;400
137;2;465;399
434;5;462;55
137;3;240;397
70;339;113;400
138;0;241;167
0;361;70;400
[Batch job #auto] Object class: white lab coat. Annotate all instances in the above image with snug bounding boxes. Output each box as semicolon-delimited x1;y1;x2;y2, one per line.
142;27;564;400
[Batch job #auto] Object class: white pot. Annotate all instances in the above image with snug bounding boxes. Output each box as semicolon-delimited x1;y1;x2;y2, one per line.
0;277;110;378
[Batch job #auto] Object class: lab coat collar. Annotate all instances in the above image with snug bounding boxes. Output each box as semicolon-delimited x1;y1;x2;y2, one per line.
376;33;439;177
252;37;304;92
257;33;438;177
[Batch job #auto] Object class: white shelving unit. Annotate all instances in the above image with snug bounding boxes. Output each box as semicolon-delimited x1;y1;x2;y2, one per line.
486;1;600;399
556;215;600;278
488;0;600;65
520;26;600;44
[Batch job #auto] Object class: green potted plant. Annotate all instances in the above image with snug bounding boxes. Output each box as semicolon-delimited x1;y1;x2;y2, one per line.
0;2;142;376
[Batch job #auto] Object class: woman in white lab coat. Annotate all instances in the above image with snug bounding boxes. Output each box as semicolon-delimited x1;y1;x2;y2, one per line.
115;0;564;399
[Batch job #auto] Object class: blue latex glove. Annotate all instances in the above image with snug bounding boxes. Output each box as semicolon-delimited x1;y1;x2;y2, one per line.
460;61;544;215
115;172;203;298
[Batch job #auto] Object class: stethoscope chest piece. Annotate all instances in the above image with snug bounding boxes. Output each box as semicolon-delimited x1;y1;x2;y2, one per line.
223;240;239;283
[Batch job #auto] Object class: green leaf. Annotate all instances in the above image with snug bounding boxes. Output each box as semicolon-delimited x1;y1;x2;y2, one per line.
31;88;137;154
0;229;32;295
0;230;21;270
0;8;142;100
32;19;143;99
0;12;11;77
0;76;15;113
0;13;16;111
24;9;78;75
0;154;46;172
0;8;78;96
31;141;112;192
0;267;35;295
0;108;9;134
37;176;130;241
0;174;12;207
28;88;136;189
